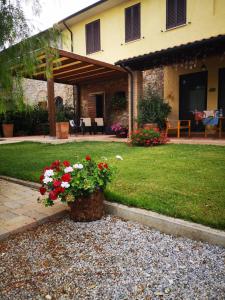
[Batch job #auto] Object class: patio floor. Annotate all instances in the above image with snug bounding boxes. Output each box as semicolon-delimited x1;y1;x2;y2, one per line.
1;134;225;146
0;179;68;240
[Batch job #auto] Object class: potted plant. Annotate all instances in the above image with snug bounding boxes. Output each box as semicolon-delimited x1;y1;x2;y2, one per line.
138;88;171;130
2;112;14;137
38;155;112;222
111;123;128;138
56;110;69;139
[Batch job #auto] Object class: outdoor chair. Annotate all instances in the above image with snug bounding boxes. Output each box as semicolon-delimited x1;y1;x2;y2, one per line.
80;118;92;135
69;120;78;135
93;118;105;134
166;119;191;138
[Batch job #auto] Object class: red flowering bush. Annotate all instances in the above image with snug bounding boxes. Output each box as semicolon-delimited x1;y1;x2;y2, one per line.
38;155;112;207
130;128;168;146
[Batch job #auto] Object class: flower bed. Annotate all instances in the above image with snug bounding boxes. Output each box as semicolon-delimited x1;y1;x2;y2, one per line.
111;123;128;138
130;128;168;146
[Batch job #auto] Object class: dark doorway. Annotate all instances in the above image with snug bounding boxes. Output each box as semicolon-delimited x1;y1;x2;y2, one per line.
179;71;208;131
218;68;225;130
96;94;104;118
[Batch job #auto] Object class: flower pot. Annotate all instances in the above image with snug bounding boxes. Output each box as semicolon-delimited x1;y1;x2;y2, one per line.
2;123;14;137
56;122;69;139
68;191;104;222
143;123;158;130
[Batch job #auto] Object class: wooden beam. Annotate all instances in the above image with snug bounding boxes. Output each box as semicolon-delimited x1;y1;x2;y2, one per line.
56;67;106;81
47;78;56;137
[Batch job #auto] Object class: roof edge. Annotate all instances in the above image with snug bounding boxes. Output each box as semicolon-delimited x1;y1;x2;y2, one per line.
58;0;109;24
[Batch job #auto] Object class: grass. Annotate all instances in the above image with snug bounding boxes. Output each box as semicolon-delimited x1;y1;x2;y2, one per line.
0;141;225;229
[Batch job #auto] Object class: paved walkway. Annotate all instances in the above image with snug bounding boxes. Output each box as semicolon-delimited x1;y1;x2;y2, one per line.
0;179;68;240
1;134;225;146
0;134;127;145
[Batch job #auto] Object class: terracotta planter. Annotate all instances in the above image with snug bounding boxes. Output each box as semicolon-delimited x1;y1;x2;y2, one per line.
143;123;158;130
56;122;69;139
68;191;104;222
2;123;14;137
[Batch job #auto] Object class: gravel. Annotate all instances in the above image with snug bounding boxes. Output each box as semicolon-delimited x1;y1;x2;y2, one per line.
0;215;224;300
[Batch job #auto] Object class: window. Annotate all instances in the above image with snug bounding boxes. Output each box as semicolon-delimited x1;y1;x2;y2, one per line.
125;3;141;42
166;0;186;29
85;19;101;54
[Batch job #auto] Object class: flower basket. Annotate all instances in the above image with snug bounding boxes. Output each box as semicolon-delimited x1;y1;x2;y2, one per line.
69;190;104;222
38;156;113;222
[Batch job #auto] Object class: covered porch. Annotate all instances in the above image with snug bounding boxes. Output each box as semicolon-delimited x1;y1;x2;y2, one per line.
28;48;128;137
117;34;225;139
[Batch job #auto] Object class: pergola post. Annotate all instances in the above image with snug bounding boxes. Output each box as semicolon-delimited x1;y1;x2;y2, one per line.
47;77;56;137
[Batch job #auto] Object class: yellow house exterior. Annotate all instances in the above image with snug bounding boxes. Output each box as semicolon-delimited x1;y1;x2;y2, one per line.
57;0;225;133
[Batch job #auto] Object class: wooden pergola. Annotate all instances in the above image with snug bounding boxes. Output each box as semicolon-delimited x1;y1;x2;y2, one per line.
30;48;127;136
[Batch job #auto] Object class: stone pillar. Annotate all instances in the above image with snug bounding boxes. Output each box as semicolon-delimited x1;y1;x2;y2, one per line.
128;71;143;134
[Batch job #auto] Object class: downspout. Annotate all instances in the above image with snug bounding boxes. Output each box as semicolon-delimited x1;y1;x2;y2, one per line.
62;21;74;52
119;65;134;132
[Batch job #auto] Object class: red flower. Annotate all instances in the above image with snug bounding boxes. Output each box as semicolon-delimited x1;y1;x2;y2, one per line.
104;163;109;169
39;187;46;195
98;163;104;170
54;187;65;195
51;160;60;169
85;155;91;161
44;166;51;171
61;173;71;182
40;175;44;182
49;191;58;200
63;160;70;167
53;180;61;187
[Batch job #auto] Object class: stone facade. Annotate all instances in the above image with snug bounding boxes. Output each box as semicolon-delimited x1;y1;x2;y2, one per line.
22;78;74;107
143;67;164;97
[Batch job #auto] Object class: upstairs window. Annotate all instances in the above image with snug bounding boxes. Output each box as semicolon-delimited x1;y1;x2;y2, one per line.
125;3;141;42
86;19;101;54
166;0;186;29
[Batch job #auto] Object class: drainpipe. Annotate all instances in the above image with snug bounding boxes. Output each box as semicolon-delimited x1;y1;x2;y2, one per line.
62;21;74;52
119;65;134;133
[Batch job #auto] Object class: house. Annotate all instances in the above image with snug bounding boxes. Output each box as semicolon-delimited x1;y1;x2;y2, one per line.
30;0;225;135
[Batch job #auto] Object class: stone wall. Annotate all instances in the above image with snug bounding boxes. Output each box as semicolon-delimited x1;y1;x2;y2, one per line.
22;78;74;107
143;67;164;97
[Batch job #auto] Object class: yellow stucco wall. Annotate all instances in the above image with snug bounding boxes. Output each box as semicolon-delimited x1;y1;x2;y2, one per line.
164;56;225;120
61;0;225;64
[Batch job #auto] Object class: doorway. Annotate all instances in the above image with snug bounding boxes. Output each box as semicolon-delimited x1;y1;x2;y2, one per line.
179;71;208;131
95;94;104;118
218;68;225;130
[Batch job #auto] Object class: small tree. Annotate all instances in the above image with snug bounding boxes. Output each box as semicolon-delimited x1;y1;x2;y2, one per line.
0;0;60;115
138;87;171;129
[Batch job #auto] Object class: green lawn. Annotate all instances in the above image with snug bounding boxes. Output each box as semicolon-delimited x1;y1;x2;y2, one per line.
0;141;225;229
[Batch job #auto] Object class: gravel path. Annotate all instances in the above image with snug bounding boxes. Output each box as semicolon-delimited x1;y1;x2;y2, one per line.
0;215;224;300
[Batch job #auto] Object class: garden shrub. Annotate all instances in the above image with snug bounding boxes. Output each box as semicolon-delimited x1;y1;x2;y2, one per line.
138;88;171;129
130;128;168;146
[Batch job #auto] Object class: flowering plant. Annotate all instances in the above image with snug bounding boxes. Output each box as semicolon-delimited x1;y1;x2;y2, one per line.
111;123;128;138
38;155;112;207
130;128;168;146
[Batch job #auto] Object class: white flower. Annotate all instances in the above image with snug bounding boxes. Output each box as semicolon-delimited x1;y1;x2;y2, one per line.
43;177;53;184
64;166;74;173
44;169;54;177
61;181;70;188
116;155;123;161
73;163;83;169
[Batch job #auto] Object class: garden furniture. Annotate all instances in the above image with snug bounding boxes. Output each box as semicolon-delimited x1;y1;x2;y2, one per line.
80;118;92;135
166;119;191;138
93;118;105;134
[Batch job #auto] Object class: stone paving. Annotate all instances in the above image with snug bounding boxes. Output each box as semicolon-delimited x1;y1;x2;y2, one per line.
0;134;225;146
0;179;68;240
